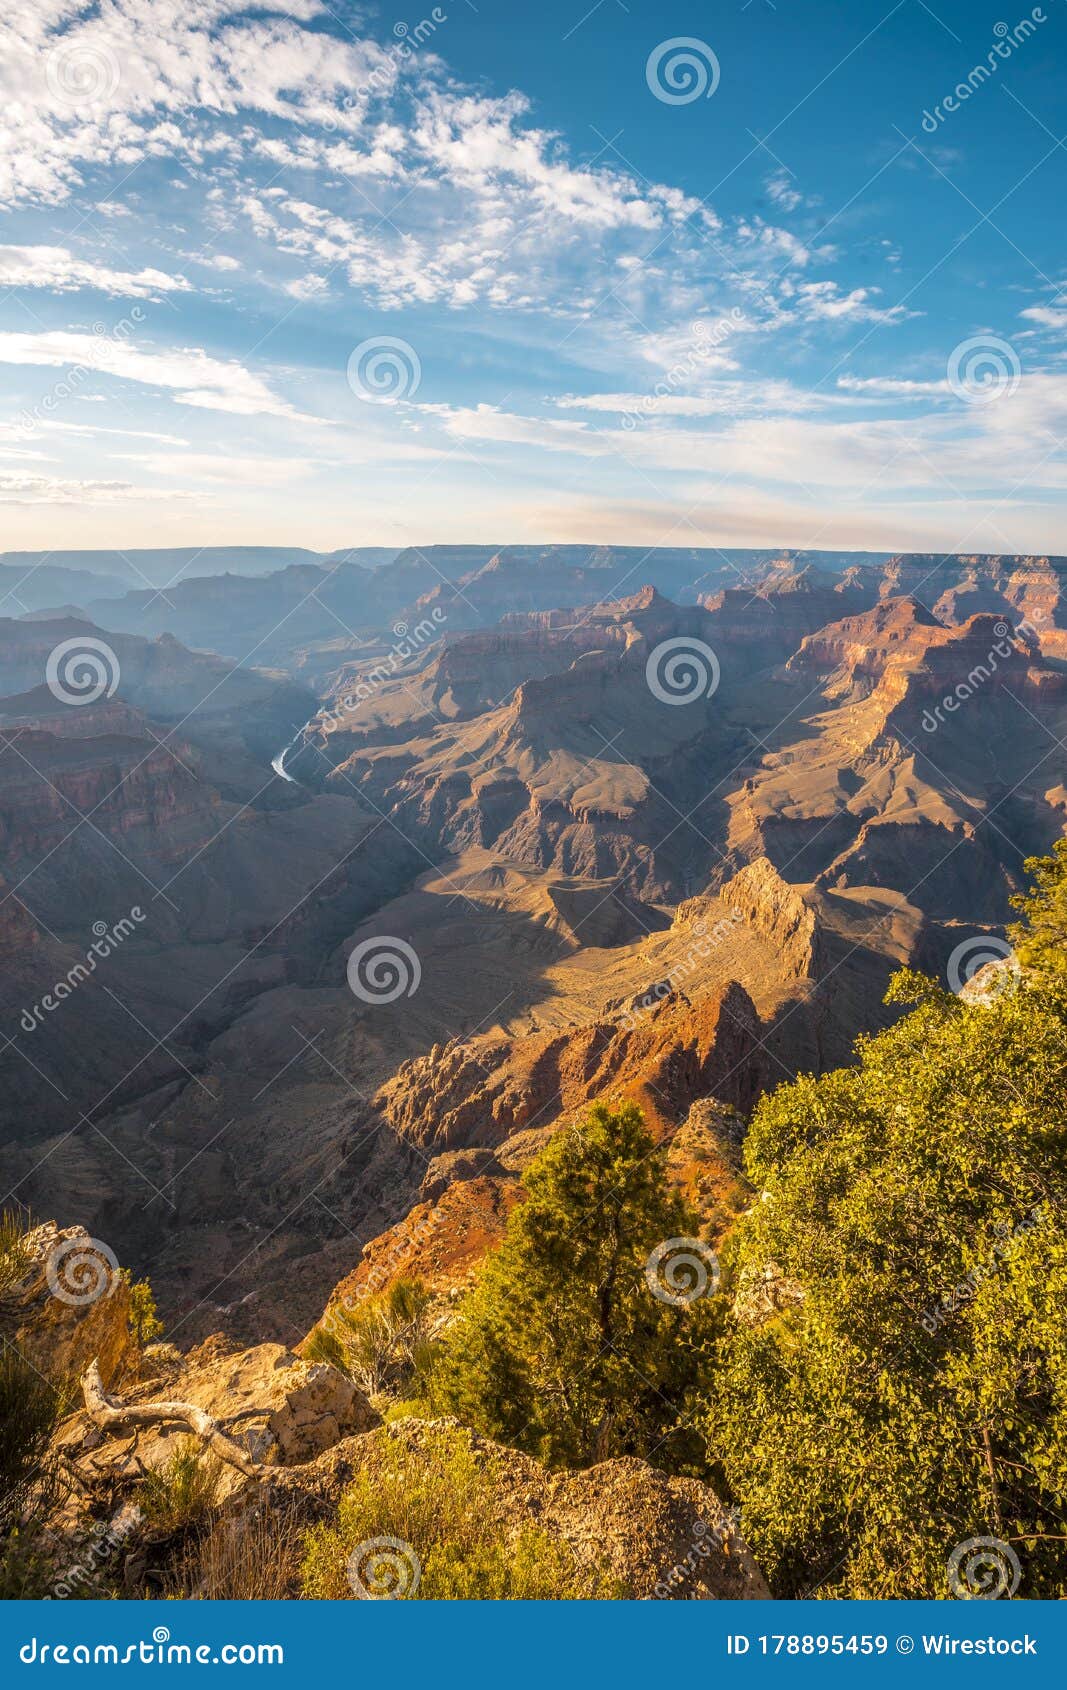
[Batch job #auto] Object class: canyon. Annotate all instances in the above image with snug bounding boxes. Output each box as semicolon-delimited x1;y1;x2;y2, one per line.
1;544;1065;1347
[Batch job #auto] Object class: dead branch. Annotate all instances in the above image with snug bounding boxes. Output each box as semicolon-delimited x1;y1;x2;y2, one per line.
80;1359;261;1479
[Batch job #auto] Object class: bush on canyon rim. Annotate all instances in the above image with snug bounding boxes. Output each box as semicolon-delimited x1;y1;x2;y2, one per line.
300;1424;616;1599
137;1441;221;1536
1010;836;1067;986
704;958;1067;1598
431;1101;722;1471
310;1278;435;1401
0;1215;65;1598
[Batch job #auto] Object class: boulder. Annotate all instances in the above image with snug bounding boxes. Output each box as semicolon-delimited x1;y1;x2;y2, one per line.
61;1341;378;1501
6;1222;135;1388
169;1343;377;1465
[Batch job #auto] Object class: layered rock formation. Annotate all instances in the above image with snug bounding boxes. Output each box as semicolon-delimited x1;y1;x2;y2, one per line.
376;979;762;1153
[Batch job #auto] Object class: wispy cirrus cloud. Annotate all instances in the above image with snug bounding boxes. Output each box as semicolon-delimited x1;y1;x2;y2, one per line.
0;469;194;505
0;330;316;420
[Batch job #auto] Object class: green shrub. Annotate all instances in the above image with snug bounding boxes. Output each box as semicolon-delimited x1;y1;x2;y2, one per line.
138;1441;220;1535
705;968;1067;1598
0;1210;31;1305
303;1327;345;1369
300;1424;618;1599
123;1272;164;1348
0;1524;61;1601
0;1343;62;1532
1010;837;1067;986
318;1278;435;1400
0;1340;65;1598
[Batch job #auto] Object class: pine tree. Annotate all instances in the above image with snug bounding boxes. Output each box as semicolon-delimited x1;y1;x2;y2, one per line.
432;1102;722;1470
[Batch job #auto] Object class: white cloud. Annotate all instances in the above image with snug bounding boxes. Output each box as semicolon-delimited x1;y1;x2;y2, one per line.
555;380;844;419
0;0;919;360
0;330;311;420
764;172;803;212
0;243;190;298
116;450;312;483
0;470;193;505
422;373;1067;502
795;281;909;323
423;403;609;457
736;218;824;268
0;0;396;206
43;420;190;444
282;273;329;301
837;375;949;398
1020;306;1067;330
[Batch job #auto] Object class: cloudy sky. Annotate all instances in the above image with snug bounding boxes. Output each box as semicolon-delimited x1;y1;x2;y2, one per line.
0;0;1065;553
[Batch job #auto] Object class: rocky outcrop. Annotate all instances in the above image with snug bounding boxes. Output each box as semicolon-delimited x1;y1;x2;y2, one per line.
877;553;1067;650
733;1262;806;1325
269;1417;770;1599
786;599;1066;729
0;716;220;866
720;859;822;981
786;595;942;693
5;1222;136;1388
698;567;880;668
321;1176;523;1312
666;1097;750;1239
158;1343;375;1465
419;1148;507;1203
58;1337;379;1508
376;980;763;1152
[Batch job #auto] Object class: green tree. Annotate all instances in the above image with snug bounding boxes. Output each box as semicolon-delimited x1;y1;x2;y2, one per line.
123;1272;164;1348
704;970;1067;1598
1010;837;1067;986
432;1102;723;1470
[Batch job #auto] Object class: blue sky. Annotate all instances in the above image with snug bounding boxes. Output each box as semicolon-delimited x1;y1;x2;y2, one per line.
1;0;1065;553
